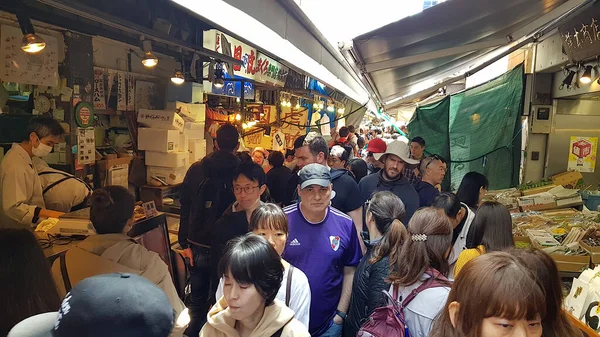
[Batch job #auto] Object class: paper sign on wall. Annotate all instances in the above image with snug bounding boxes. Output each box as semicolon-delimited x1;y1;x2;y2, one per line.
0;25;59;87
272;130;285;152
117;72;126;111
127;74;135;111
568;136;598;173
93;67;106;110
77;127;95;165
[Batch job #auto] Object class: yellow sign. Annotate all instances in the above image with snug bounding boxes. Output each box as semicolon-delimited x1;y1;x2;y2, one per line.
243;105;308;150
568;136;597;173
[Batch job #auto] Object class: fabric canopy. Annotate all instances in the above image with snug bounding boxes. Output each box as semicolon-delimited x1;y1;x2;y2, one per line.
351;0;584;107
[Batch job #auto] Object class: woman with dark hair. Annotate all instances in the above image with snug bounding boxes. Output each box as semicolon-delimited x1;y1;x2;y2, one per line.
386;208;454;337
431;192;476;279
456;171;489;210
0;229;61;335
510;248;582;337
215;204;311;328
454;201;514;276
345;158;368;184
344;191;406;337
51;186;187;336
430;252;545;337
201;234;310;337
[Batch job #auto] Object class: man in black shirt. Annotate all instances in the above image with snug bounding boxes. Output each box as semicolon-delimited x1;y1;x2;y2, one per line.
266;150;292;204
414;155;447;207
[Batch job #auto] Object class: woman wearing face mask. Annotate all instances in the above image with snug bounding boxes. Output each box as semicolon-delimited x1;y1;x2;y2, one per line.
215;204;311;329
51;186;188;336
0;117;66;228
430;252;545;337
202;234;310;337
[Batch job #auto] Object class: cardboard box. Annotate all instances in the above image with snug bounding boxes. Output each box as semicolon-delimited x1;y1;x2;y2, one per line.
183;122;205;140
552;254;590;273
556;195;584;208
145;151;189;168
137;109;185;131
579;240;600;264
518;193;557;211
138;128;182;153
552;171;584;189
189;139;207;163
146;166;188;185
522;185;558;196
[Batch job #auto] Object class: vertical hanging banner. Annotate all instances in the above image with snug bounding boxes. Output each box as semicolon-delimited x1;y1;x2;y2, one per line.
568;136;598;172
117;72;126;111
93;67;106;110
127;74;135;111
106;70;116;105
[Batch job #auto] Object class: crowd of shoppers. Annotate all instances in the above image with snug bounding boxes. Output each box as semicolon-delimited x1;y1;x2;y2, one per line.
2;122;584;337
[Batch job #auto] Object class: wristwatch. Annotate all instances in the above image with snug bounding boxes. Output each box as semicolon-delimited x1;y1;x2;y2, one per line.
336;310;346;320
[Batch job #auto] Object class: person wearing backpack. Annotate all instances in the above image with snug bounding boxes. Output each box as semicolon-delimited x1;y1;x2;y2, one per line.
200;234;310;337
344;191;406;337
357;207;453;337
179;123;241;336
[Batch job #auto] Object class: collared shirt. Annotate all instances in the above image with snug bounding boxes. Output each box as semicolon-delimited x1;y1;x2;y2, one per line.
403;154;422;185
0;143;45;228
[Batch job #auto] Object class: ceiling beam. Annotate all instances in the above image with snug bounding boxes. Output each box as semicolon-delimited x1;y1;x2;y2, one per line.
365;38;508;73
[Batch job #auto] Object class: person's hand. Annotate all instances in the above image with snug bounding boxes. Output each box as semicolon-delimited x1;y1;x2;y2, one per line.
39;209;65;219
182;248;194;267
333;314;344;325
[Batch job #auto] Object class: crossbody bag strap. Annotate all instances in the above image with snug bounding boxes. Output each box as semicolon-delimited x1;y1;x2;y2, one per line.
59;252;73;293
400;269;448;308
286;265;294;306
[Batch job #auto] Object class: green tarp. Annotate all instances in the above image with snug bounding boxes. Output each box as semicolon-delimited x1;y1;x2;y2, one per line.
408;64;524;191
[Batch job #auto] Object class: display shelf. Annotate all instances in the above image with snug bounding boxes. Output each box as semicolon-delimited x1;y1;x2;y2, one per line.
567;311;600;337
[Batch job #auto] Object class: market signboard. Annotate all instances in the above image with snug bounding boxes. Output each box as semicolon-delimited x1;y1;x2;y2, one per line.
568;136;598;173
204;29;256;80
254;53;288;87
558;3;600;62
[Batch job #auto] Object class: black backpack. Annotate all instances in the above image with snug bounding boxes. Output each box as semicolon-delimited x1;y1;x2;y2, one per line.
189;165;236;247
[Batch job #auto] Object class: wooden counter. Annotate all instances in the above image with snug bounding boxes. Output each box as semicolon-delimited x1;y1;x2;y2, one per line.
567;311;599;337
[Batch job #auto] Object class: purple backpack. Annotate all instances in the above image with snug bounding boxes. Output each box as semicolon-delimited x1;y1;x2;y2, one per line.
356;270;448;337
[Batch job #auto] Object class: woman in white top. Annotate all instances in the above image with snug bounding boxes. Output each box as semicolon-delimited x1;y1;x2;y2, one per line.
386;208;454;337
0;117;65;229
215;203;311;328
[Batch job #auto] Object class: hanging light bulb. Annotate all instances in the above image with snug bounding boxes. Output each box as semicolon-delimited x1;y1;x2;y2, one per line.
236;97;241;103
242;123;248;129
21;33;46;53
141;51;158;68
171;71;185;85
319;102;324;109
327;105;334;112
235;114;242;121
281;100;287;107
213;63;225;88
286;101;292;107
338;107;345;115
295;103;301;109
313;102;319;109
580;65;593;84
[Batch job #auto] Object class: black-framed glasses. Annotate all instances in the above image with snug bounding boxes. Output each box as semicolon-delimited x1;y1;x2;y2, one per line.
233;186;260;194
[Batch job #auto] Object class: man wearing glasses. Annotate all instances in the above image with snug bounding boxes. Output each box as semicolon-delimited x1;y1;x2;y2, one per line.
414;155;448;207
208;161;266;304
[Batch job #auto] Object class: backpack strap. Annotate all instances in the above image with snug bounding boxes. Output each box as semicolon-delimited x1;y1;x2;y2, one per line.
59;252;73;293
286;265;294;306
400;269;448;308
271;326;285;337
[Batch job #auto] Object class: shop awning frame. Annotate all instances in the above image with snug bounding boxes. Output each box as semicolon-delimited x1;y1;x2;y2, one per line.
344;0;594;110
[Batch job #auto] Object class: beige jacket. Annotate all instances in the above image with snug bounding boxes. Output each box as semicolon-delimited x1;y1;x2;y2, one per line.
200;297;310;337
51;234;187;337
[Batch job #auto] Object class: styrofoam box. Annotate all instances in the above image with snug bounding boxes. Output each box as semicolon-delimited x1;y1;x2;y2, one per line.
145;151;189;168
189;139;207;163
146;166;187;185
138;128;181;153
183;122;205;140
137;109;185;132
166;101;191;115
179;133;189;154
189;104;206;122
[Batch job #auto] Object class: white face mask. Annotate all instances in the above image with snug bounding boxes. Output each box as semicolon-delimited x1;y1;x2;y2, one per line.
32;141;53;158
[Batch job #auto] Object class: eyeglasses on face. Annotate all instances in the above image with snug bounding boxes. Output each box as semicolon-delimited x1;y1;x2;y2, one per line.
233;186;260;194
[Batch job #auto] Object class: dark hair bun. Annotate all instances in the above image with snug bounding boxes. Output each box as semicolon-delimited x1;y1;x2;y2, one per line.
91;189;113;209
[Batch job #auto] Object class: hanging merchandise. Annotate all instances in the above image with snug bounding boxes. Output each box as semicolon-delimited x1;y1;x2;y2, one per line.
127;74;135;111
77;127;96;165
568;136;598;173
117;72;127;111
272;130;286;152
93;67;107;110
106;71;116;106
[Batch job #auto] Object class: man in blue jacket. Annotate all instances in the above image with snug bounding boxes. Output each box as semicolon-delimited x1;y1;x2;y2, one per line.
358;140;419;223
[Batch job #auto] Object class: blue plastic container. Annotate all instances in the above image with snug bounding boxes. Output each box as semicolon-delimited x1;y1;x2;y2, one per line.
581;191;600;211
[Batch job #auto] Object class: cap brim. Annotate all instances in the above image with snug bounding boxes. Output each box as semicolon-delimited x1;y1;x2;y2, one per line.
8;312;57;337
300;179;331;190
373;153;384;161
